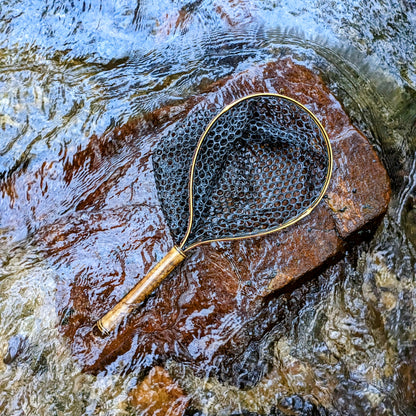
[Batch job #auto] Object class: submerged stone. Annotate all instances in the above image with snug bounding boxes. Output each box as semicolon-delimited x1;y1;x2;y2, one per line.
128;366;189;416
3;334;28;365
276;395;328;416
35;58;390;382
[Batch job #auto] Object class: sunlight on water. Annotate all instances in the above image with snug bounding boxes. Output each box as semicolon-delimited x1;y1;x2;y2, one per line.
0;0;415;415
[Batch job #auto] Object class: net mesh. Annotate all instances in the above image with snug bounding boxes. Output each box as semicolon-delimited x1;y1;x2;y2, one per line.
152;95;329;249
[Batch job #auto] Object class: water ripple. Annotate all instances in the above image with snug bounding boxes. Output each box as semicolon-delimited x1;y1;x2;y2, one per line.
0;0;416;415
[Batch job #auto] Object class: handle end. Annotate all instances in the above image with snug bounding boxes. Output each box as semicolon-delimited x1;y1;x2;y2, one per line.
94;320;110;337
93;246;186;335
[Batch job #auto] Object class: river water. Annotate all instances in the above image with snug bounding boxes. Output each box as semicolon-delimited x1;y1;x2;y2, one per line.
0;1;415;415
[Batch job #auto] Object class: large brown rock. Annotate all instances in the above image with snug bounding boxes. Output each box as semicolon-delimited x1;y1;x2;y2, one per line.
37;58;390;377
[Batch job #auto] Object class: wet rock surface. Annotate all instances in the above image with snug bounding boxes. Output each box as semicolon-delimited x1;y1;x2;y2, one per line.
31;58;391;379
128;366;189;416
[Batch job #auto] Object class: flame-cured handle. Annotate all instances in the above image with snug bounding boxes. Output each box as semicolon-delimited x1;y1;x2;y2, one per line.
95;246;186;335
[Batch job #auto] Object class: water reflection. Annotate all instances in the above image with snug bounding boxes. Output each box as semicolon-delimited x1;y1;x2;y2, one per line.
0;0;415;415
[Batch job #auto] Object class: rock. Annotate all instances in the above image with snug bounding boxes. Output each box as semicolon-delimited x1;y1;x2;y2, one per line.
3;334;28;365
128;366;189;416
402;193;416;247
325;130;391;239
213;0;257;28
34;58;390;379
276;395;328;416
155;6;193;39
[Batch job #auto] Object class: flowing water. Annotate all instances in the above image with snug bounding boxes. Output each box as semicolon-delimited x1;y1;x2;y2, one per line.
0;1;415;415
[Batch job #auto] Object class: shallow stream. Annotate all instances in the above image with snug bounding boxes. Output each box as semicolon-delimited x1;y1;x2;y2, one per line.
0;1;415;415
